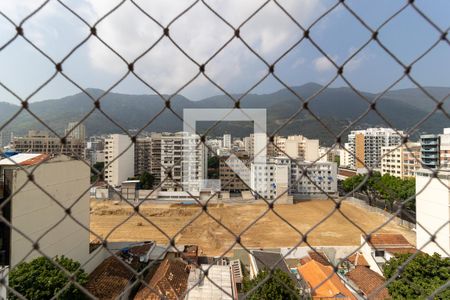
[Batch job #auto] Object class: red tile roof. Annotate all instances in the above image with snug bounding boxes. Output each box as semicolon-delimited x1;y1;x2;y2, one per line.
346;252;369;267
298;260;356;300
346;266;390;300
85;255;136;299
134;258;190;300
308;251;330;266
369;234;412;247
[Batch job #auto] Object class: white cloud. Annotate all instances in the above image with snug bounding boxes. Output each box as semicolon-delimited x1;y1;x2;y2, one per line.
83;0;327;95
313;56;336;72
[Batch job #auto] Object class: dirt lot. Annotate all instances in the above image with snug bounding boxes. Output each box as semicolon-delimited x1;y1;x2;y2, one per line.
90;199;415;256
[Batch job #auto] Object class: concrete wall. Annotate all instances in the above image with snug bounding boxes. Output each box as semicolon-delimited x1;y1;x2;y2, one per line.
10;157;91;267
345;197;416;230
416;171;450;257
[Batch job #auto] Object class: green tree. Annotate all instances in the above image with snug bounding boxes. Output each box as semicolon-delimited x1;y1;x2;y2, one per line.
139;171;155;189
243;269;300;300
8;256;88;300
383;253;450;299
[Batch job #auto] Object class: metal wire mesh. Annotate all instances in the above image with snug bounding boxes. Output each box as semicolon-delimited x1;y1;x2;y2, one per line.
0;0;449;299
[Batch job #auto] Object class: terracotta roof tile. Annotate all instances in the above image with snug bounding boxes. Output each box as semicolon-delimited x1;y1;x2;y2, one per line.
308;251;330;266
346;252;369;267
298;260;356;300
346;266;390;300
134;258;189;300
85;255;136;299
369;234;412;247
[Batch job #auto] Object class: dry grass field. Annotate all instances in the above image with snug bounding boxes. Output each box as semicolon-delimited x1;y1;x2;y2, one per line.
90;199;415;256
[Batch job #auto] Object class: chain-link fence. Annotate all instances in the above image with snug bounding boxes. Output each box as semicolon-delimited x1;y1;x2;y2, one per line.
0;0;449;299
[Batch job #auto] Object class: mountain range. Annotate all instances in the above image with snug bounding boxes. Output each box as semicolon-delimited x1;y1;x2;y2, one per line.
0;83;448;146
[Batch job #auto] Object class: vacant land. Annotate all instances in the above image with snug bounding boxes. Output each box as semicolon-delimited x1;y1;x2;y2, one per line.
90;199;415;256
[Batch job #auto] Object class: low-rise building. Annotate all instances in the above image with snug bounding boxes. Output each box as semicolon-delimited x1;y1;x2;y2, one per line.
186;264;236;300
360;233;416;275
135;257;190;300
298;260;356;300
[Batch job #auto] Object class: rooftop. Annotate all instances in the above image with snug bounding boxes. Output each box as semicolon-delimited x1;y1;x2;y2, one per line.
345;252;369;267
298;260;356;300
368;233;413;248
186;264;233;300
346;266;390;300
85;255;136;299
0;153;48;166
134;257;189;300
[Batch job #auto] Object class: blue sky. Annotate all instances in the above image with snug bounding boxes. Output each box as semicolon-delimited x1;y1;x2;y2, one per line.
0;0;449;104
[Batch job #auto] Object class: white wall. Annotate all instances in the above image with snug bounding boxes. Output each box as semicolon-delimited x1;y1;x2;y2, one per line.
416;170;450;257
10;157;91;267
105;134;135;187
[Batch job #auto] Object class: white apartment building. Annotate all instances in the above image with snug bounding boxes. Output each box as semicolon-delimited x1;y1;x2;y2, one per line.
157;132;207;192
250;157;337;201
290;161;337;199
416;169;450;257
381;142;421;179
347;128;404;170
339;143;352;168
65;122;86;141
104;134;135;187
274;135;319;161
223;133;231;149
318;146;337;163
250;157;290;201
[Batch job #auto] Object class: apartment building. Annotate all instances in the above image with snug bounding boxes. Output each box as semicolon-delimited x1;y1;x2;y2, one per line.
104;134;135;187
420;134;440;169
318;146;336;163
274;135;319;161
290;161;337;199
85;136;105;166
250;157;291;201
415;168;450;257
441;128;450;168
347;128;404;170
223;133;231;149
0;154;91;269
65;122;86;141
13;130;85;158
219;152;250;193
339;143;352;168
250;157;337;201
135;136;152;176
419;128;450;169
380;142;421;178
244;133;275;158
0;129;13;148
151;132;207;192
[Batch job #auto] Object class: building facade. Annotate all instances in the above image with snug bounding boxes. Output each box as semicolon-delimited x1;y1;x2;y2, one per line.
420;128;450;169
135;136;152;176
13;130;85;159
415;169;450;257
104;134;135;187
274;135;319;161
219;152;250;193
0;155;91;269
347;128;404;170
380;142;421;178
